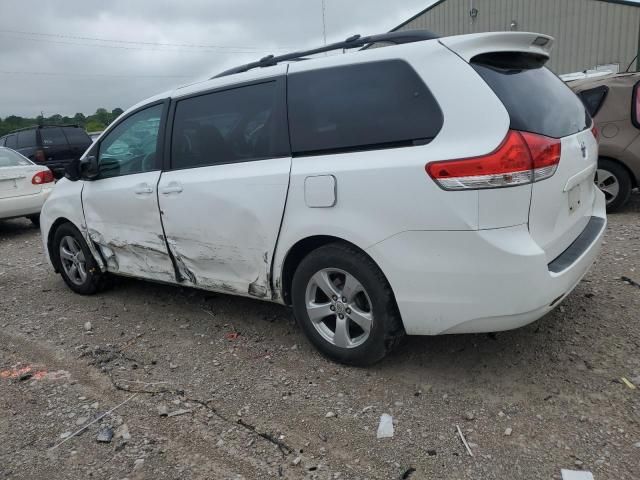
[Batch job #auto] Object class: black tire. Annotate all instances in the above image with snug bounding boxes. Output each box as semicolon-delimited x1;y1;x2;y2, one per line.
52;222;109;295
27;214;40;227
291;242;404;366
597;158;632;212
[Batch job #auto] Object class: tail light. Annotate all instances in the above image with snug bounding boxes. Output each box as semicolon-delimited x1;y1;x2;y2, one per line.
34;149;46;163
426;130;561;190
591;124;599;143
32;169;55;185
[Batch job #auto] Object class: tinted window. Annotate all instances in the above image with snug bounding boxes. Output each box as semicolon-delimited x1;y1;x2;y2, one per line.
0;148;32;167
40;127;68;146
5;135;17;149
17;130;37;148
62;127;91;145
287;60;443;155
472;59;589;138
171;81;289;169
98;104;162;179
578;86;609;117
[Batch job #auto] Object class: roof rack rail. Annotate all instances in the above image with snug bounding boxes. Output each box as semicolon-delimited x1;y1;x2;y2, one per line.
212;30;439;79
5;124;81;135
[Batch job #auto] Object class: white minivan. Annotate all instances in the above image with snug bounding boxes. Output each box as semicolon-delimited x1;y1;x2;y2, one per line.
41;31;606;365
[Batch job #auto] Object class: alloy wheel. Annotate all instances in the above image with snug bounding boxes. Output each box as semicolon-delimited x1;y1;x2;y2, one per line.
595;168;620;206
59;236;88;286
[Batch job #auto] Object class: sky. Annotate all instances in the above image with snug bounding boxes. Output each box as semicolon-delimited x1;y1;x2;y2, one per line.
0;0;434;117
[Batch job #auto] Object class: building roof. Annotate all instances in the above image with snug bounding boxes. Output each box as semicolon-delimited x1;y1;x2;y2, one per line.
390;0;640;33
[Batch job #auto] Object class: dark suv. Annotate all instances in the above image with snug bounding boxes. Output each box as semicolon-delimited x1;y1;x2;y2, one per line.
0;125;92;178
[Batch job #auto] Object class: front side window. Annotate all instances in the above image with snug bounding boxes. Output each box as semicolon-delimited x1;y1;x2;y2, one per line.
40;127;68;146
287;60;444;155
171;80;289;169
97;104;163;179
17;130;37;148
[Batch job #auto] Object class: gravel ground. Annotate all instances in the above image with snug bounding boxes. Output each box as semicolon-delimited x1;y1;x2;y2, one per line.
1;193;639;480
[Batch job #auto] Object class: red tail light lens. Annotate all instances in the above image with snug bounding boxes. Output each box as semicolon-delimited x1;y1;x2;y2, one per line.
34;149;46;163
31;169;54;185
426;130;561;190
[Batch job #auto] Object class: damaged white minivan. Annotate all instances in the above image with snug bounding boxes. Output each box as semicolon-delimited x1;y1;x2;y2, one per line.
41;30;606;365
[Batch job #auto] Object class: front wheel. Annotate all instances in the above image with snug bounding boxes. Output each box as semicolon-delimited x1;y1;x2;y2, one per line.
53;223;109;295
595;159;632;212
291;243;404;366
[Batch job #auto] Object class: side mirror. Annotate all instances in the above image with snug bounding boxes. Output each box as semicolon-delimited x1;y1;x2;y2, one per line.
79;155;100;180
64;158;82;182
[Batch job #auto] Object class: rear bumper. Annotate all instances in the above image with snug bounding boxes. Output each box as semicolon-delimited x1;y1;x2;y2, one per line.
0;188;53;220
366;190;607;335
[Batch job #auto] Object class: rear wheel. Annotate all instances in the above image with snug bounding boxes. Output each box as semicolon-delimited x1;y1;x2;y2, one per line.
291;243;404;366
595;159;632;212
53;223;109;295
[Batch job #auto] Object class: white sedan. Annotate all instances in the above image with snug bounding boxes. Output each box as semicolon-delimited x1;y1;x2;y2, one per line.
0;147;55;226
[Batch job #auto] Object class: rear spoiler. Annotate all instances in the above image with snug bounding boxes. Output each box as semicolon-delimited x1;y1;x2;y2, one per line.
439;32;554;63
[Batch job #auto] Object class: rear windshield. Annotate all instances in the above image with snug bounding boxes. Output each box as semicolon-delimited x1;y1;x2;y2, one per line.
40;127;68;146
62;126;91;145
472;57;590;138
0;148;32;167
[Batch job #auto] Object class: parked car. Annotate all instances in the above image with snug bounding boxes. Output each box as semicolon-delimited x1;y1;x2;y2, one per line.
0;147;55;225
0;125;92;179
569;72;640;211
88;131;104;142
41;31;605;365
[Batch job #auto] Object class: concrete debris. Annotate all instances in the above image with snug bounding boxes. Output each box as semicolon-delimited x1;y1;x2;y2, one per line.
133;459;144;471
115;423;131;441
167;409;192;417
157;405;169;417
504;428;513;436
376;414;394;439
83;321;92;332
96;426;113;443
561;469;594;480
325;411;336;418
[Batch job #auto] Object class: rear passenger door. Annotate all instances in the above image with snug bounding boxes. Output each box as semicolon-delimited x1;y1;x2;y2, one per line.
158;76;291;298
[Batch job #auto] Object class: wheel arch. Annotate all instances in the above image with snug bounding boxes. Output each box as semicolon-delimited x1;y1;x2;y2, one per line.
278;235;398;307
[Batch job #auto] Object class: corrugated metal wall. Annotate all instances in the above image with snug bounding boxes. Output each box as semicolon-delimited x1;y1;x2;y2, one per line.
395;0;640;74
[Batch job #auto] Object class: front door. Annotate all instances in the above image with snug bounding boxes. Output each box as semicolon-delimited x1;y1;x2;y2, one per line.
82;102;175;283
158;76;291;298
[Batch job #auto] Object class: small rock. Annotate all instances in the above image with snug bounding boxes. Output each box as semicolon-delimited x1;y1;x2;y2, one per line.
167;408;191;417
157;405;169;416
96;426;113;443
464;411;475;421
133;459;144;471
325;411;336;418
292;456;302;466
504;427;513;436
75;416;89;426
115;423;131;441
169;362;178;369
376;413;394;439
90;402;99;409
60;431;72;439
633;441;640;448
84;321;92;332
291;344;298;351
216;439;225;447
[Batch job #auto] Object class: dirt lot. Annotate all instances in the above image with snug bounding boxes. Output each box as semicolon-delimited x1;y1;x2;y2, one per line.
1;194;639;480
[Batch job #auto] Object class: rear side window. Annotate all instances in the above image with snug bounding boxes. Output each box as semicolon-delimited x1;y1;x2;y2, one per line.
578;86;609;117
17;130;37;148
287;60;443;155
40;127;68;146
5;135;17;149
472;57;590;138
62;127;91;145
171;80;289;169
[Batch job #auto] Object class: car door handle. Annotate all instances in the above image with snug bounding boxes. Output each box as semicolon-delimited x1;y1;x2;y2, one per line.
134;183;154;195
160;183;183;195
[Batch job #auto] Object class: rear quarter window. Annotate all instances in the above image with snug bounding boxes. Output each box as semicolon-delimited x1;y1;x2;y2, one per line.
40;127;68;146
287;60;443;155
577;86;609;118
472;57;590;138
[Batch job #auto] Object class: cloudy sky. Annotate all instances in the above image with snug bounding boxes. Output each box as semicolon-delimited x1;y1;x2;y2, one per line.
0;0;435;117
